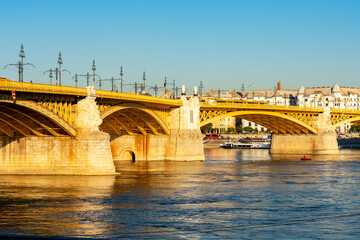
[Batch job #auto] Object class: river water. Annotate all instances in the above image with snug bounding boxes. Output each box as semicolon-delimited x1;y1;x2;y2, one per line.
0;148;359;239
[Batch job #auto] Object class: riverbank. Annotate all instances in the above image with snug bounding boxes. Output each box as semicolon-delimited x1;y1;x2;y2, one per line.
203;133;270;148
204;134;360;149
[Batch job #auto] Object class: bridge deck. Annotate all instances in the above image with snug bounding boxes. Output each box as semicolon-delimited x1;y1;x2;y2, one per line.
0;79;182;107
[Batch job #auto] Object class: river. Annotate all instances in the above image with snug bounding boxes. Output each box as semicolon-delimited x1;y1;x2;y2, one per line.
0;148;359;239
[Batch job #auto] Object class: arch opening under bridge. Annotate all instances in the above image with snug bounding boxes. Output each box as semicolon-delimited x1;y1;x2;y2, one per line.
100;103;170;136
200;110;318;134
0;100;76;137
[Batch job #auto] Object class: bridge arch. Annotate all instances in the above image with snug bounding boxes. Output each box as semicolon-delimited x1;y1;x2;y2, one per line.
200;110;318;134
0;100;76;137
100;103;170;135
331;116;360;130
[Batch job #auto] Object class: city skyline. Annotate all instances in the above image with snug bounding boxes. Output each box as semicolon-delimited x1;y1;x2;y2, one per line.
1;0;359;93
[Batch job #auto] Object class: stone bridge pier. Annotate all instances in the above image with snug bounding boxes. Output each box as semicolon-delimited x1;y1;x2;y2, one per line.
110;94;205;162
0;87;117;175
270;107;339;155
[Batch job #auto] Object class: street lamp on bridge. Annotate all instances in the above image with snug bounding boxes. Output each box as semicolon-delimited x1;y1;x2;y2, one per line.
57;52;70;86
4;44;35;82
74;72;101;87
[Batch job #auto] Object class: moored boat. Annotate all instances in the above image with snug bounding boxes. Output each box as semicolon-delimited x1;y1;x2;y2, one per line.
220;141;270;149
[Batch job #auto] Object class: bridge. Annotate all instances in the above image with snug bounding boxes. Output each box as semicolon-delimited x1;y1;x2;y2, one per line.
1;78;359;174
200;101;360;134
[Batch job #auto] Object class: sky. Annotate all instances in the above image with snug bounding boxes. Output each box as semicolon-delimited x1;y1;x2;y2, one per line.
1;0;359;94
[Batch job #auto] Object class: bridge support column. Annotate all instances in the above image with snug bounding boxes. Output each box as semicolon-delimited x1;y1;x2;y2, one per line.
110;95;205;161
270;107;339;155
0;87;117;175
167;95;205;161
71;87;116;174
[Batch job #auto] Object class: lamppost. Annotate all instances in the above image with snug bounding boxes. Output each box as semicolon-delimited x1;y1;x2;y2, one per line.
142;71;146;93
120;66;124;93
74;73;101;87
148;84;159;96
43;69;54;84
44;66;70;86
199;81;204;98
101;77;123;91
4;44;35;82
56;52;71;86
92;60;96;86
164;77;167;89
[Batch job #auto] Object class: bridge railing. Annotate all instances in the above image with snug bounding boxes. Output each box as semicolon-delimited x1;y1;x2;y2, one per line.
330;108;360;114
0;79;183;106
0;79;88;96
200;101;324;112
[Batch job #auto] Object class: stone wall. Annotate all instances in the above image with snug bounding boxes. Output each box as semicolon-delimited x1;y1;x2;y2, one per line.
0;136;116;175
270;132;339;155
110;95;205;162
270;107;339;155
110;132;204;162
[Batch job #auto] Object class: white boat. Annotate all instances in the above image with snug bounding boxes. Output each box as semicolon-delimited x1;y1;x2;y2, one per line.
220;138;271;149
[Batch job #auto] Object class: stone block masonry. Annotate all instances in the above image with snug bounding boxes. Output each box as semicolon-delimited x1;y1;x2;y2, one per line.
0;136;116;175
0;86;117;175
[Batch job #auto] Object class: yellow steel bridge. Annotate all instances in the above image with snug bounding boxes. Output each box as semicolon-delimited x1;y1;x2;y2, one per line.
1;78;360;137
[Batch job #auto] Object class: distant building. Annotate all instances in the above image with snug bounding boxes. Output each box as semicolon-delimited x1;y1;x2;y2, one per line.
158;89;175;99
246;83;360;133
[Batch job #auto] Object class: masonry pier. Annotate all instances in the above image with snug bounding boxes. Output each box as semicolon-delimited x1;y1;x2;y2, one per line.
270;107;340;155
111;94;204;162
0;87;116;175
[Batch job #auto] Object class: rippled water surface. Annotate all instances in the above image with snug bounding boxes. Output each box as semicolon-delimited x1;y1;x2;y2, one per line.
0;148;360;239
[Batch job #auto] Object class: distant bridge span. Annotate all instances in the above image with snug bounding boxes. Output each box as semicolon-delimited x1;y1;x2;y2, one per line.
199;101;360;134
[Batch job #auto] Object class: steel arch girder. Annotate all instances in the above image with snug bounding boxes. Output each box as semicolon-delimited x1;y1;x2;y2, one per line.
199;110;318;134
100;103;170;135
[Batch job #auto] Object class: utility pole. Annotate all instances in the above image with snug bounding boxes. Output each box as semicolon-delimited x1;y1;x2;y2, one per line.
154;84;158;96
148;84;159;96
73;74;78;87
101;77;122;91
216;89;228;99
199;81;204;97
92;60;96;86
120;66;124;93
55;68;59;85
143;71;146;93
4;44;35;82
241;83;245;93
43;69;54;84
172;80;176;98
57;52;70;86
75;72;100;87
58;53;62;85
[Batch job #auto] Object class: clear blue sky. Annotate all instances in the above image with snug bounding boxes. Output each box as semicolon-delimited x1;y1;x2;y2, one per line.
1;0;359;93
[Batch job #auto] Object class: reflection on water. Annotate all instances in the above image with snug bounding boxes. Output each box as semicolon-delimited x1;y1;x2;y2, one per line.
0;149;359;239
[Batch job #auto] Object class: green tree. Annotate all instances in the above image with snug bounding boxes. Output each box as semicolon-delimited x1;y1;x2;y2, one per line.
236;125;243;133
243;126;255;133
201;123;213;133
227;127;235;133
350;124;360;132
